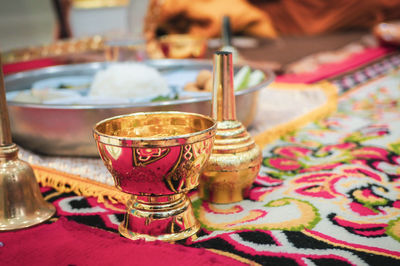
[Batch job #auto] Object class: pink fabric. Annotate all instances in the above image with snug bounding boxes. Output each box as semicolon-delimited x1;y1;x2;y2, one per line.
276;46;395;84
3;58;61;75
0;218;245;266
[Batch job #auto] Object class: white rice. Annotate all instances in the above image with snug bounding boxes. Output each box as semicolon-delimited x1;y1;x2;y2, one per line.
89;63;170;100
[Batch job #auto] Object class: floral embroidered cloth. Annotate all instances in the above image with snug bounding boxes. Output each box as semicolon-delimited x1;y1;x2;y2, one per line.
20;63;400;265
190;67;400;264
5;53;400;265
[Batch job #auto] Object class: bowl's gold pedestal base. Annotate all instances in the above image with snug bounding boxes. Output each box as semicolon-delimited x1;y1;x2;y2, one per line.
119;193;200;242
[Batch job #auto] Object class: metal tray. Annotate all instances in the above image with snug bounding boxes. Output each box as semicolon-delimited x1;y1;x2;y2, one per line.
5;59;274;157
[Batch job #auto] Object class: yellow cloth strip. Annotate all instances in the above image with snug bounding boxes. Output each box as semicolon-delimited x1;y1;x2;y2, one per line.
254;81;338;149
33;164;130;204
33;81;338;204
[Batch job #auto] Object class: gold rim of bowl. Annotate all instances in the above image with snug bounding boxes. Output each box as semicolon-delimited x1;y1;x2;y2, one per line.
93;111;217;147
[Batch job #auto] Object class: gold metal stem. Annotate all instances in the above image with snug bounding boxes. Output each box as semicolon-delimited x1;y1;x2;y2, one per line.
0;55;12;146
0;53;55;230
211;51;236;121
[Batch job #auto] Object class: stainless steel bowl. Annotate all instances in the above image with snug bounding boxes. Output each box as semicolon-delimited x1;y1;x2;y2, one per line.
5;59;274;157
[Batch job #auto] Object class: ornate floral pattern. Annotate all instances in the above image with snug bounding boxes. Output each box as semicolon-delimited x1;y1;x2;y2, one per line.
40;66;400;265
135;148;169;163
192;69;400;262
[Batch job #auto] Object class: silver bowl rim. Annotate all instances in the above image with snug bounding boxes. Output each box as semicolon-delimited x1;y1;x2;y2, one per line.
4;59;275;110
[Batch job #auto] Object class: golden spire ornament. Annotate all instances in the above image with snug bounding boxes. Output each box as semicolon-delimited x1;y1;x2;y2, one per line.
0;55;55;230
199;51;262;204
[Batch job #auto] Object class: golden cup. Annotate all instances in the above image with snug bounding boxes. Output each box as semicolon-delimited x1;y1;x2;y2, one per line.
93;111;216;241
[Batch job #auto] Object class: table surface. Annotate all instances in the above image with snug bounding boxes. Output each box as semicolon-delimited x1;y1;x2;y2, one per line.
206;30;369;65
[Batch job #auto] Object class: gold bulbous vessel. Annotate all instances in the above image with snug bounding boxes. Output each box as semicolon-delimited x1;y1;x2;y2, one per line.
199;51;262;204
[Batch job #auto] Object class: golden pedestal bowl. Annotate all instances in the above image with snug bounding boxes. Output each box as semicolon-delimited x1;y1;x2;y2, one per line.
93;111;216;241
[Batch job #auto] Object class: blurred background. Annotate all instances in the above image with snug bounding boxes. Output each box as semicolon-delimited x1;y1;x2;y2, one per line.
0;0;149;50
0;0;54;50
2;0;400;156
1;0;400;73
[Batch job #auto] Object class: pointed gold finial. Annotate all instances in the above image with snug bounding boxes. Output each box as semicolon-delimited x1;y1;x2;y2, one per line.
199;51;262;204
